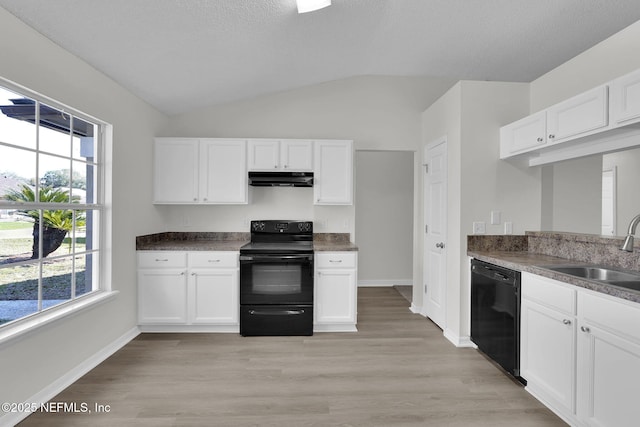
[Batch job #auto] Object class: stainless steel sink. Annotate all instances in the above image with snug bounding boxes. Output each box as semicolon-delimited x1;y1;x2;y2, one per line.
543;265;640;292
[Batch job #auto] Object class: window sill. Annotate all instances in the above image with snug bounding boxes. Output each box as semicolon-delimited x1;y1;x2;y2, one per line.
0;291;119;348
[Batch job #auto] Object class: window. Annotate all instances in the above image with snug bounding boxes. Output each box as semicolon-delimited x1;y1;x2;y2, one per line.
0;80;105;328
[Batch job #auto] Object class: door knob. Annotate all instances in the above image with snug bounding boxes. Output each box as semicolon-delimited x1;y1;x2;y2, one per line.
436;242;445;249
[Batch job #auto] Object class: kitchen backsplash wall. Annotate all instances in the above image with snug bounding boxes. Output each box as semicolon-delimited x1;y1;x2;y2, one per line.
155;186;355;238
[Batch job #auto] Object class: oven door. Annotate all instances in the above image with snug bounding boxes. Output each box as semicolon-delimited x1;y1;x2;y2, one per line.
240;254;314;305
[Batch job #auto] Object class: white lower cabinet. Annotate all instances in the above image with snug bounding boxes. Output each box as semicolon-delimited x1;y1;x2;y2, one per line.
314;251;358;332
138;251;239;332
576;292;640;427
522;272;640;426
521;273;576;422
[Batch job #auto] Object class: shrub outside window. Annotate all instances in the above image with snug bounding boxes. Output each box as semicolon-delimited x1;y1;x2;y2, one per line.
0;82;104;327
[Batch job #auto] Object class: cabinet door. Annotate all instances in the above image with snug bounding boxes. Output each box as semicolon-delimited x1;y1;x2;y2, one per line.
499;111;546;158
546;85;608;144
576;291;640;427
611;68;640;126
315;268;357;324
153;138;199;203
189;268;239;325
281;140;313;171
247;139;280;171
576;323;640;427
200;139;247;204
313;140;353;205
138;268;188;324
521;299;576;417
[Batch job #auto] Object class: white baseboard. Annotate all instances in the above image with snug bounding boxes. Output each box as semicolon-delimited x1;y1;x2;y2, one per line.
358;279;412;287
313;324;358;332
1;326;140;427
139;325;239;333
410;303;421;314
443;329;476;348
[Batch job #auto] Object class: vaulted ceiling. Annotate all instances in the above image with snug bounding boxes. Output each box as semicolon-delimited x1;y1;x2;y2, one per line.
1;0;640;115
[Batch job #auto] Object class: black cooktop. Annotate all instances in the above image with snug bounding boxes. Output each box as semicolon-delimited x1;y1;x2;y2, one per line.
240;220;314;254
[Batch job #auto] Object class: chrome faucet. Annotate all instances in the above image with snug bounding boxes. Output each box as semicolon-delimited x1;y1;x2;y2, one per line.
621;214;640;252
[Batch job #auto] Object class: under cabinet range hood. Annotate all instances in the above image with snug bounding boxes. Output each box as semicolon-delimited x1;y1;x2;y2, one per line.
248;171;314;187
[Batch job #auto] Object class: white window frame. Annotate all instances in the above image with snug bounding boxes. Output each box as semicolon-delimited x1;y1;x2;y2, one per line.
0;76;115;345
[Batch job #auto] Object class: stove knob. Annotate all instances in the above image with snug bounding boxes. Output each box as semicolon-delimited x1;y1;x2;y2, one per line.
252;222;265;231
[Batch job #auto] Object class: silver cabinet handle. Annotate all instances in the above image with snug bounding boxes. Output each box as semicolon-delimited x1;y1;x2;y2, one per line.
436;242;445;249
537;137;543;142
563;319;572;325
284;164;288;168
548;134;555;139
329;260;343;263
193;198;197;201
208;259;221;263
191;272;196;276
581;326;590;333
155;259;169;262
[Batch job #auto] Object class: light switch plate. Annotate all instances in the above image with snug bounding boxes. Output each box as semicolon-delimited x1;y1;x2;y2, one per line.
473;221;486;234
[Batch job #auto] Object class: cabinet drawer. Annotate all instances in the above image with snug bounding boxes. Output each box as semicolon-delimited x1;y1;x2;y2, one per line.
188;251;238;268
522;272;576;315
579;291;640;343
316;252;357;269
138;251;187;268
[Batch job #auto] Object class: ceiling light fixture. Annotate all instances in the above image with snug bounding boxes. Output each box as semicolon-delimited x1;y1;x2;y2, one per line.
296;0;331;14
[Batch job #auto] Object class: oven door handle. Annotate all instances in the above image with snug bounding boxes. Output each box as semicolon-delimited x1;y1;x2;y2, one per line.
248;309;307;316
239;255;313;262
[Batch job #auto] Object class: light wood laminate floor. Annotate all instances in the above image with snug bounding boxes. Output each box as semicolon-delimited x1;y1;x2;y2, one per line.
20;287;565;426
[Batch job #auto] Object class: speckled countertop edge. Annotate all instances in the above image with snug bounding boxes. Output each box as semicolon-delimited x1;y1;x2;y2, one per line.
136;232;358;252
468;249;640;304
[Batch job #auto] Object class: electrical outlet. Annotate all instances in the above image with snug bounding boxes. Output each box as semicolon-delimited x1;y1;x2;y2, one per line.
473;221;486;234
491;210;501;225
504;221;513;235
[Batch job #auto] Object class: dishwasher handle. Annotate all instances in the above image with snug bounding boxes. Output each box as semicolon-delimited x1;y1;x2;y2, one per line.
471;260;519;286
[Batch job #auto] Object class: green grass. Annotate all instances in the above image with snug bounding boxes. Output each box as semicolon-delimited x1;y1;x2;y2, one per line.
1;236;91;300
0;221;32;230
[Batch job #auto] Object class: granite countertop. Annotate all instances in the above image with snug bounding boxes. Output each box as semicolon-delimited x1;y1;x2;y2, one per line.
136;232;358;252
313;241;359;251
469;249;640;304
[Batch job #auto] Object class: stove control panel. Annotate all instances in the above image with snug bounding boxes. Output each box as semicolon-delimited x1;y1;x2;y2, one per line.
250;220;313;234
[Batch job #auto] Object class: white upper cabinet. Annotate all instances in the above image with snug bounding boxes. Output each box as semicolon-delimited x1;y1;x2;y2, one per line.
200;139;248;204
610;68;640;126
500;111;547;158
247;139;313;171
153;138;248;204
247;139;280;170
281;140;314;171
313;140;353;205
500;85;609;161
545;85;608;144
154;138;199;203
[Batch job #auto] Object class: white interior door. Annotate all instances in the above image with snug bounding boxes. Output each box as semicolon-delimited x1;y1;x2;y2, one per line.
423;137;447;329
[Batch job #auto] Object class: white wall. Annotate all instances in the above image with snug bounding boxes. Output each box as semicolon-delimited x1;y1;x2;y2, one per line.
355;150;414;285
603;147;640;234
421;81;536;342
547;156;603;233
0;6;167;409
165;75;456;241
531;20;640;235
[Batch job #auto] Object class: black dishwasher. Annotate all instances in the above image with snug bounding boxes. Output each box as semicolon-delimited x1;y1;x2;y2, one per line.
470;259;525;384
